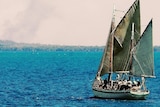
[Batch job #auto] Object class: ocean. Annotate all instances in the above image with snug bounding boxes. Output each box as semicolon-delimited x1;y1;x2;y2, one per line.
0;50;159;106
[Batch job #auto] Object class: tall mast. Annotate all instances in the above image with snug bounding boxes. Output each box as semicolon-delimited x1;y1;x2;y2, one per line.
125;22;135;81
131;23;135;47
129;22;135;70
108;4;115;82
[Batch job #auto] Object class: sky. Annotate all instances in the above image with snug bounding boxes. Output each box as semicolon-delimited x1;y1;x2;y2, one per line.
0;0;159;46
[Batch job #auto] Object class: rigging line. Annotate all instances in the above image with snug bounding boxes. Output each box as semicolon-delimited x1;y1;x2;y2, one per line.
123;42;132;71
115;9;125;13
125;49;133;71
135;30;141;36
133;54;145;75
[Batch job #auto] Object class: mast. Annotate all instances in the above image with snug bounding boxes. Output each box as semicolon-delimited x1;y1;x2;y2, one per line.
131;23;135;48
130;23;135;69
129;23;135;79
108;4;115;82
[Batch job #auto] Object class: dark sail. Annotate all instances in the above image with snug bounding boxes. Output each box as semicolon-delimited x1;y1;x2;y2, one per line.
98;0;141;77
113;0;141;71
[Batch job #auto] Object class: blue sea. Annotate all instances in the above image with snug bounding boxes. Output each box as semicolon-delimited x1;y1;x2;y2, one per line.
0;50;159;106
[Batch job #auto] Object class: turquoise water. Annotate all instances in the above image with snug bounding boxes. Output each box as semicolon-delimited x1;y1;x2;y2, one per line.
0;50;159;106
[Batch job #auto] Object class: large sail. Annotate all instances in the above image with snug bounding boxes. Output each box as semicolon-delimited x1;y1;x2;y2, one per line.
113;0;141;71
98;0;140;76
132;20;154;77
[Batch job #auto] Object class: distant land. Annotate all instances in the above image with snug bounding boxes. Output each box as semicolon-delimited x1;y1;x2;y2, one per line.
0;40;103;51
154;46;160;52
0;40;159;52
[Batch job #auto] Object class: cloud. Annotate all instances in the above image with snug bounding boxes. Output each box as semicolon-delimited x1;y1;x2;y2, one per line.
1;0;54;43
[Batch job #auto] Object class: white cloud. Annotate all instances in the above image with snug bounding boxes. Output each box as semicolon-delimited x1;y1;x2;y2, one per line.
0;0;53;43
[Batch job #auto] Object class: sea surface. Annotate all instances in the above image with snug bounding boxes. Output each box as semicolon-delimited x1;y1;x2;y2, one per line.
0;50;159;106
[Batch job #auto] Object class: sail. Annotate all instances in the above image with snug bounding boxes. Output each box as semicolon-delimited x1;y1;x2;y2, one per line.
98;15;115;76
132;20;154;77
98;0;140;76
113;0;141;71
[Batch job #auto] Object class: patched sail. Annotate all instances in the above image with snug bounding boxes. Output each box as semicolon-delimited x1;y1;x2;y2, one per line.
113;0;141;71
132;20;154;77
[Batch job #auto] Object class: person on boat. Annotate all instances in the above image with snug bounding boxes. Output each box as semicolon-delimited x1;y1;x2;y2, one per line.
127;80;132;88
131;81;141;91
102;79;108;89
97;76;103;87
117;80;132;90
119;83;131;90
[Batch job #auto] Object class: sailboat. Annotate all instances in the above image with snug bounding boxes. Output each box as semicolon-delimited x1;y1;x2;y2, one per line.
92;0;154;100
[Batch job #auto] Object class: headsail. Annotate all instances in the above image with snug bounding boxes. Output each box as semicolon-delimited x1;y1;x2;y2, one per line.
132;19;154;77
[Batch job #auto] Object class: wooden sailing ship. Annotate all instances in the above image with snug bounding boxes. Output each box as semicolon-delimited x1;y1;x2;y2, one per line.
92;0;154;100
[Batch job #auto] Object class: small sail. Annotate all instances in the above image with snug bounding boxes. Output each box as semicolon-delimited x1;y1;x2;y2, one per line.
132;20;154;77
113;0;141;71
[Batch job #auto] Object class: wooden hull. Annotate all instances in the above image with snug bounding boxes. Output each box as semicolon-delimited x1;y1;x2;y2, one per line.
92;88;149;100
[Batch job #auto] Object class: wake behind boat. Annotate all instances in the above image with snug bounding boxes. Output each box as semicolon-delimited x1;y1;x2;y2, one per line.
92;0;154;100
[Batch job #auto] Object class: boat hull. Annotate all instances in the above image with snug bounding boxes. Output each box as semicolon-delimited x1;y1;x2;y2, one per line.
92;88;149;100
